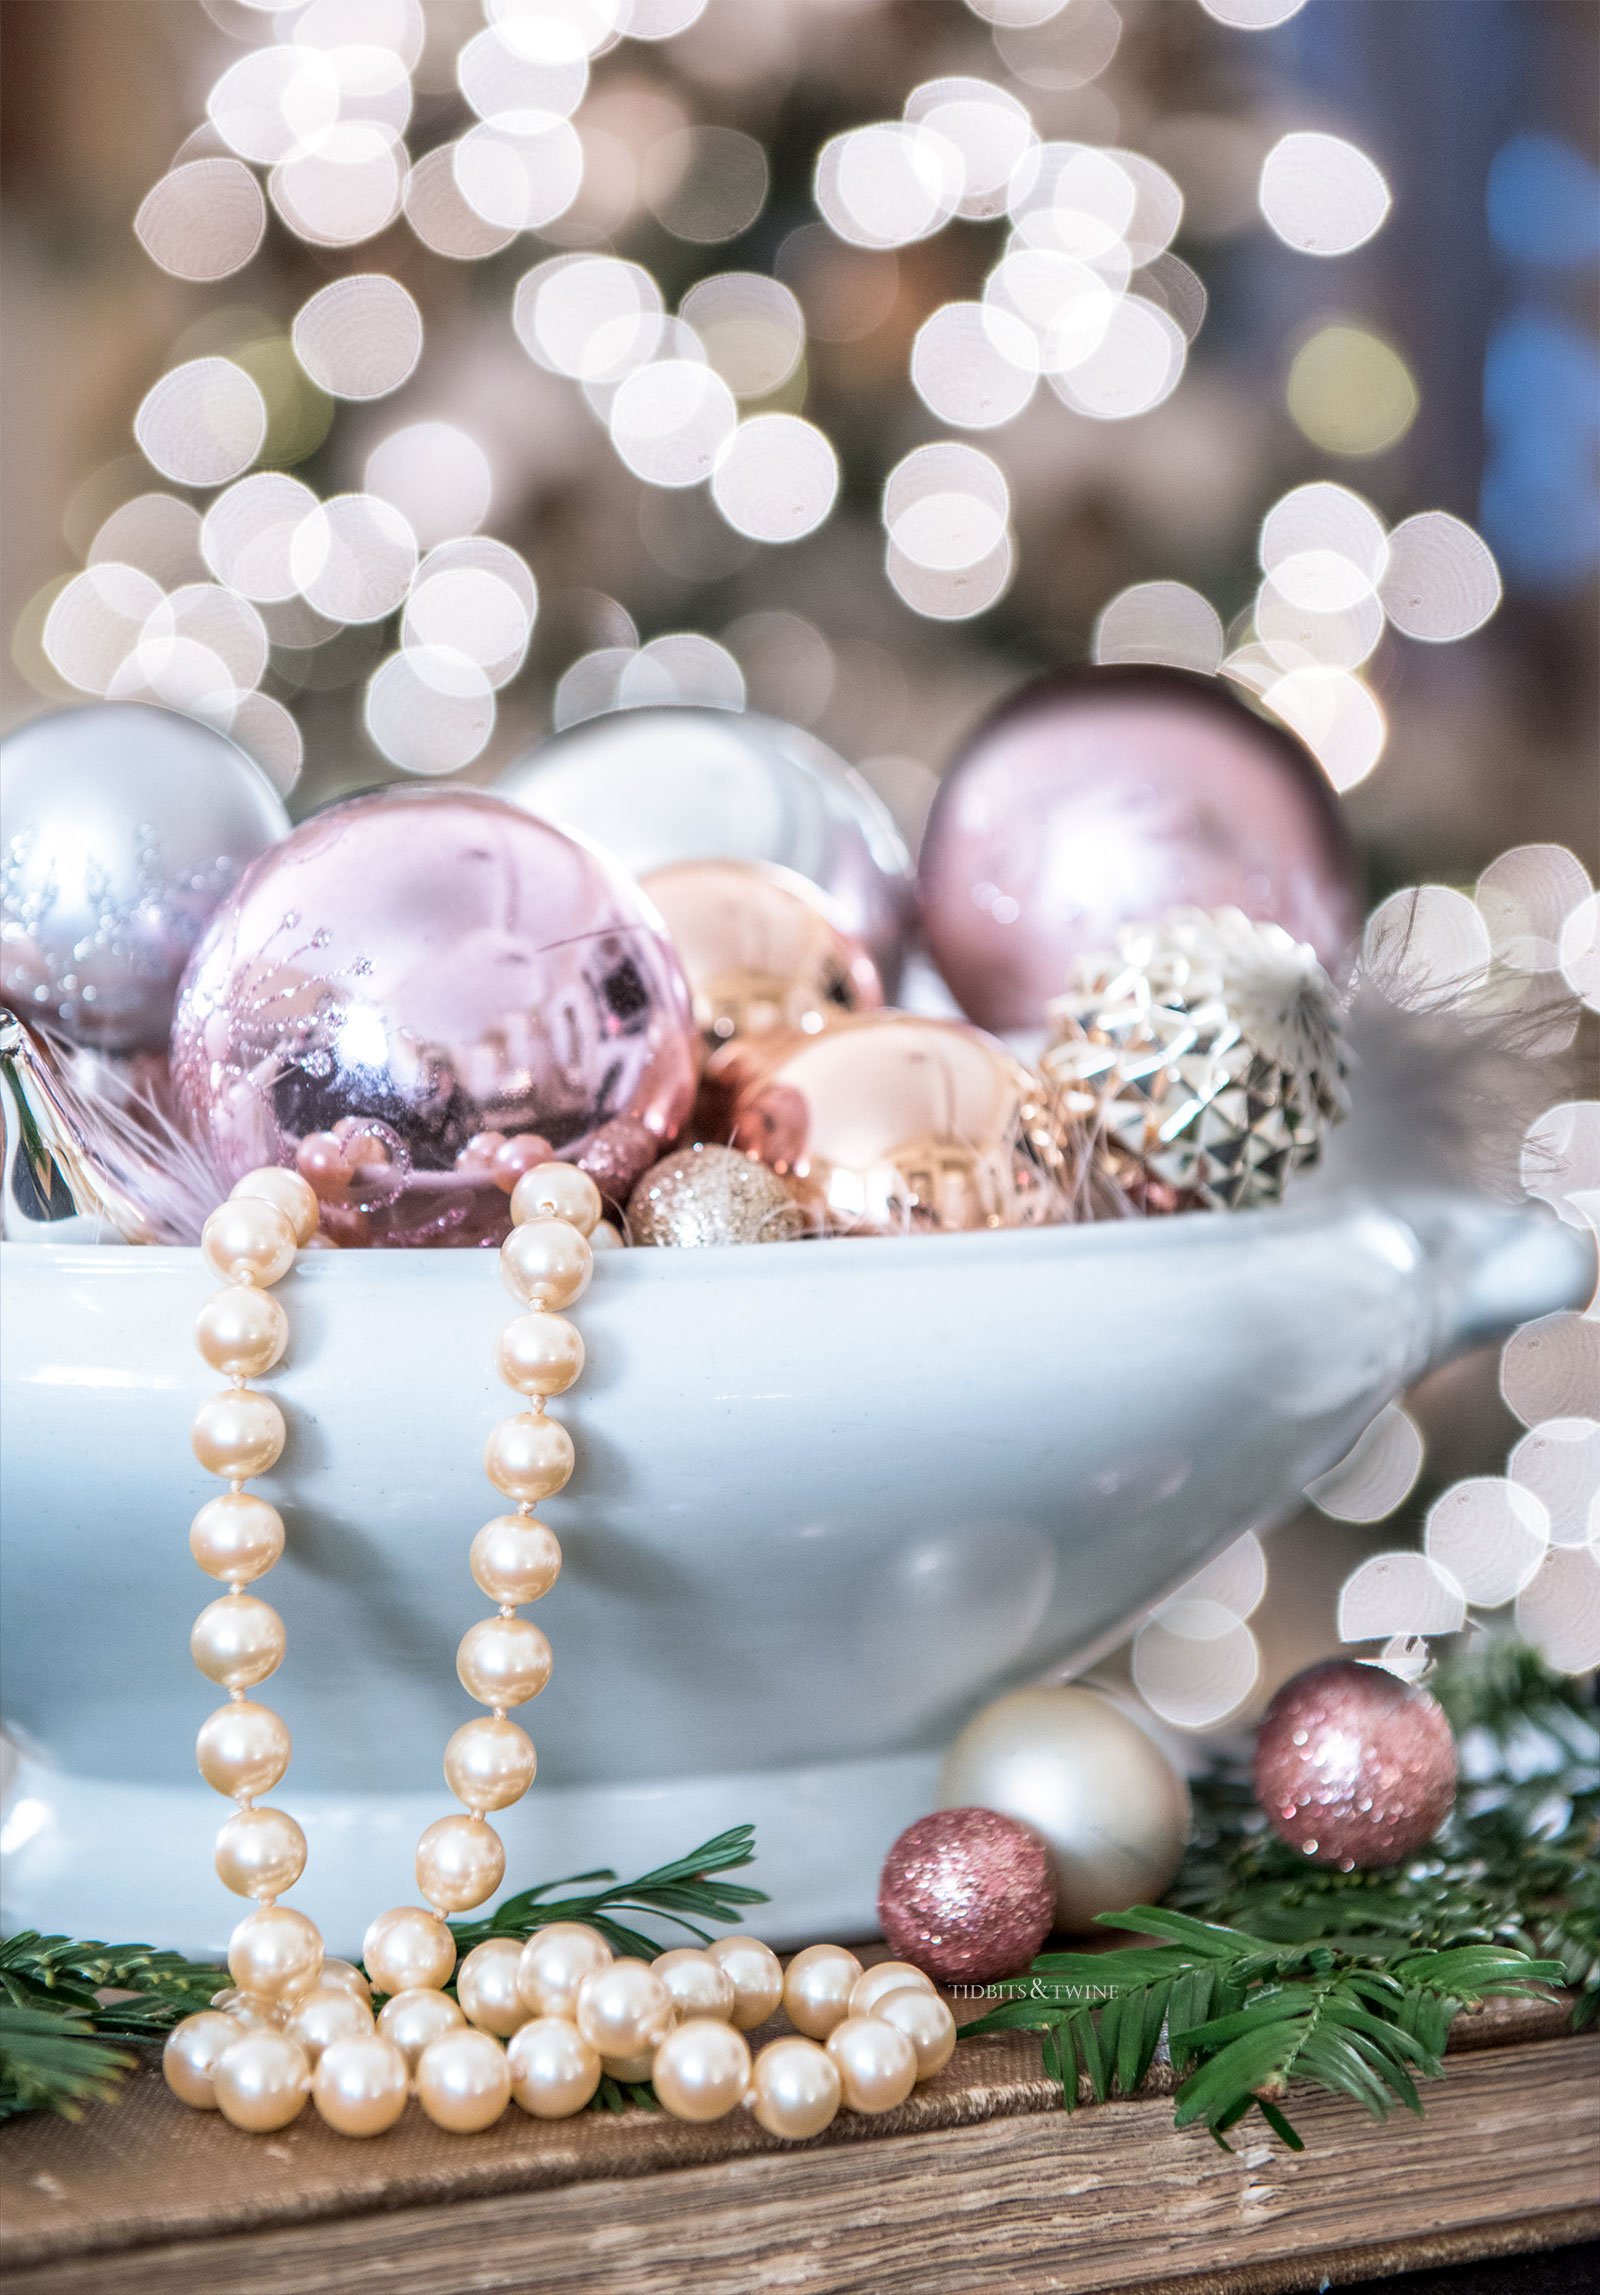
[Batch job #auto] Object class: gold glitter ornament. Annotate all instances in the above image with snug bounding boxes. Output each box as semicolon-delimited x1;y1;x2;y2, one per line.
626;1143;805;1248
1040;907;1348;1215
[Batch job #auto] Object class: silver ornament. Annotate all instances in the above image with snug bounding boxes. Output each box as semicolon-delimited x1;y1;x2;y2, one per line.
626;1142;805;1247
1040;905;1349;1215
1;704;288;1054
939;1685;1191;1931
496;706;913;995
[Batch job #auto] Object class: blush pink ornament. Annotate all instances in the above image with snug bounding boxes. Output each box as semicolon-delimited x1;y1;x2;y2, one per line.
170;790;698;1245
877;1806;1055;1983
917;668;1361;1033
1253;1659;1458;1871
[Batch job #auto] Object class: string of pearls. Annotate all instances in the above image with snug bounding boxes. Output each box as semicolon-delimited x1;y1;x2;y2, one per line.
163;1166;957;2139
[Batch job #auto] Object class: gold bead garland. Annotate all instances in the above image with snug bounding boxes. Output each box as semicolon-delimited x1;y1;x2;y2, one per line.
164;1164;963;2139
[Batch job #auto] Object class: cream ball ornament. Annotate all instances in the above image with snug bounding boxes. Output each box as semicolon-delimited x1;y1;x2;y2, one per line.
189;1595;285;1692
415;2027;512;2133
377;1987;465;2069
653;1948;736;2024
510;1162;604;1236
214;1806;307;1900
287;1985;376;2064
517;1922;612;2019
508;2017;602;2118
574;1959;674;2060
313;2035;410;2137
705;1935;784;2031
874;1987;957;2080
443;1716;537;1814
457;1938;530;2037
500;1218;592;1312
939;1684;1191;1930
227;1905;324;2002
189;1492;284;1584
416;1813;506;1913
745;2035;843;2140
652;2019;752;2123
362;1904;457;1995
194;1286;288;1379
825;2016;918;2114
211;2031;311;2131
783;1944;863;2040
468;1516;561;1608
848;1962;936;2018
200;1197;298;1287
196;1701;291;1799
164;2011;247;2109
456;1615;552;1708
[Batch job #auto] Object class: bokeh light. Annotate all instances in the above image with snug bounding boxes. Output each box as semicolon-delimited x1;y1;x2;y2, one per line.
201;472;320;601
1287;324;1419;456
292;273;423;399
815;122;963;251
288;490;418;620
1306;1403;1425;1523
1362;885;1492;994
135;157;267;281
364;423;493;548
1380;512;1502;641
1093;581;1224;673
710;415;838;543
1259;132;1391;256
134;358;267;487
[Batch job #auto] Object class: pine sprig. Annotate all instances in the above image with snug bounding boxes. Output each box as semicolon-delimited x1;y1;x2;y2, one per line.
0;1933;221;2123
446;1824;766;1961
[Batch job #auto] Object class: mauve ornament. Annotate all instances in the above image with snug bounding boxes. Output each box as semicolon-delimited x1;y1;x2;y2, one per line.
877;1807;1055;1984
2;704;289;1055
497;707;913;995
170;789;698;1246
1253;1659;1457;1870
918;668;1361;1033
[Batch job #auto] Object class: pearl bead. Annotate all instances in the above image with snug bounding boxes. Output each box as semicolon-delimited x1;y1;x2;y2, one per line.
653;1948;736;2025
516;1923;612;2019
191;1389;286;1483
201;1198;298;1288
601;2051;656;2083
163;2011;244;2109
196;1700;291;1799
313;2034;410;2137
415;2028;512;2133
457;1615;552;1708
416;1814;506;1913
214;1805;306;1899
194;1287;288;1379
211;1987;278;2024
190;1491;284;1584
286;1985;376;2063
507;2017;601;2119
651;2019;752;2123
483;1412;574;1505
873;1986;957;2081
211;2031;311;2132
746;2036;842;2140
469;1515;561;1607
319;1959;373;2003
590;1221;625;1252
443;1716;537;1815
705;1935;784;2031
496;1313;584;1399
848;1962;937;2018
491;1133;553;1192
232;1167;320;1247
457;1938;530;2037
228;1905;325;2003
825;2016;918;2113
296;1132;347;1197
510;1163;604;1237
500;1218;592;1311
574;1959;674;2060
782;1944;864;2040
362;1905;457;1996
190;1594;285;1692
377;1988;465;2070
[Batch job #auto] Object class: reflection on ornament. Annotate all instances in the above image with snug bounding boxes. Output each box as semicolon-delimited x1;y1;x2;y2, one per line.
918;667;1360;1032
170;790;697;1246
939;1685;1191;1931
641;858;883;1052
877;1806;1054;1983
726;1011;1066;1236
1253;1658;1457;1870
626;1142;804;1247
1040;907;1348;1215
497;706;913;994
2;704;289;1054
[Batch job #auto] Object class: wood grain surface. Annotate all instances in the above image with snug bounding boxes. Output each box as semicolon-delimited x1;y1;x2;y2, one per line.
3;1997;1595;2295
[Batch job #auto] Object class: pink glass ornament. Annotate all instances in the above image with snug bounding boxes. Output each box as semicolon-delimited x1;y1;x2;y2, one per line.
1253;1659;1458;1870
877;1806;1055;1983
170;790;698;1246
918;669;1361;1032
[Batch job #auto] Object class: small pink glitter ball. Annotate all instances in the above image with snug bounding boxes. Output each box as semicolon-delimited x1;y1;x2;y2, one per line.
877;1807;1055;1983
1253;1660;1458;1870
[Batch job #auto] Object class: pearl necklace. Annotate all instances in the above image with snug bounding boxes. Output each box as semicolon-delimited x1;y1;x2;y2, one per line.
162;1163;956;2138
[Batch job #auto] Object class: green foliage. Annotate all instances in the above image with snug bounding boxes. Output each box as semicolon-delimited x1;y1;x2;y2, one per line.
0;1932;221;2123
447;1824;766;1962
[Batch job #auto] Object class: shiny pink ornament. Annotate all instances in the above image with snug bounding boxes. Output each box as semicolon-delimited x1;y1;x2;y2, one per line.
170;790;698;1246
878;1806;1055;1983
1253;1660;1458;1871
918;668;1361;1032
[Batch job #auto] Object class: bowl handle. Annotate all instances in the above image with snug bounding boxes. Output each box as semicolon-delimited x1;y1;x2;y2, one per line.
1412;1191;1597;1368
